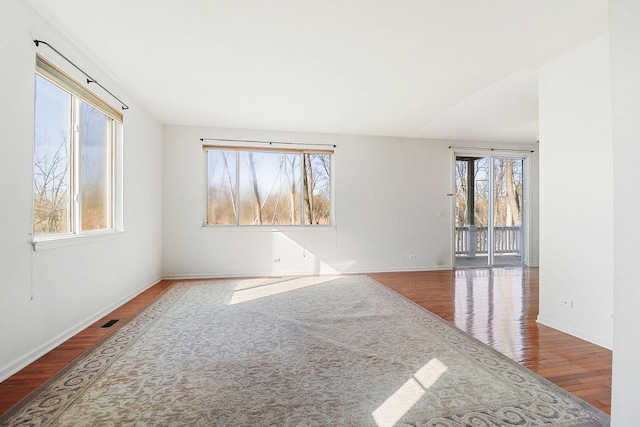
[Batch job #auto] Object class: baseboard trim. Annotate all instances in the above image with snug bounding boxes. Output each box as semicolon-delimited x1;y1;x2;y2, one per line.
162;265;454;280
0;275;162;383
536;315;613;351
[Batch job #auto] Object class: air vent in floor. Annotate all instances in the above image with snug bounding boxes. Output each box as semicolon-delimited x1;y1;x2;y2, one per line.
99;319;120;329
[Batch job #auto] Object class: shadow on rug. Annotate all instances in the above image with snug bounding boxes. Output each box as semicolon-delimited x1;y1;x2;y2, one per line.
1;275;610;426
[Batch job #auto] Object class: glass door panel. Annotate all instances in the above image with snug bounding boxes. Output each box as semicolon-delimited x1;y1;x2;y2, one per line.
455;156;490;267
492;158;524;266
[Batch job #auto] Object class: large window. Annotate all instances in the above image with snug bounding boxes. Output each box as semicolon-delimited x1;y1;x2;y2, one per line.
205;146;332;226
33;55;122;239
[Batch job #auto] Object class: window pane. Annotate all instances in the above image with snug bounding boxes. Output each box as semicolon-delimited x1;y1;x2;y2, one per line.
303;153;331;225
207;150;237;224
80;102;110;231
33;75;72;235
239;152;301;225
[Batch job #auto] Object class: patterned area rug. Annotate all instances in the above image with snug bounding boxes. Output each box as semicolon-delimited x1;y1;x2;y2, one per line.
1;276;609;426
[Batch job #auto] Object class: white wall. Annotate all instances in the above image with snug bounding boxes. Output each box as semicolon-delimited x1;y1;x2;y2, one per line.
0;1;163;380
609;0;640;423
538;34;614;349
163;125;538;278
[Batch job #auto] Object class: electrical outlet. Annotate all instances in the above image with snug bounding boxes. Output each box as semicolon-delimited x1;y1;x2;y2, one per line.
607;311;614;321
559;299;573;308
274;258;281;263
409;255;416;260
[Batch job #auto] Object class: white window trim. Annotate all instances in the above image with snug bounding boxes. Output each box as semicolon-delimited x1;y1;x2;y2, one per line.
32;229;125;251
32;54;124;249
200;225;337;232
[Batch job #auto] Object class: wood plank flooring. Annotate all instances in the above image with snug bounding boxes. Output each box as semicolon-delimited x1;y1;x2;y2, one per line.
0;268;612;416
369;268;612;414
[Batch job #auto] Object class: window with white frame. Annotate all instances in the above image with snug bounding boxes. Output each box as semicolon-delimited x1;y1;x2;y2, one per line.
205;146;332;226
33;55;122;238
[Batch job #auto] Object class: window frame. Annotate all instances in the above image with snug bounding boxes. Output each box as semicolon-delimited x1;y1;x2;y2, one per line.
203;144;334;228
32;55;124;251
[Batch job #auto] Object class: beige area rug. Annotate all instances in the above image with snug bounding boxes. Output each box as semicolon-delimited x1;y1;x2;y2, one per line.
1;276;609;426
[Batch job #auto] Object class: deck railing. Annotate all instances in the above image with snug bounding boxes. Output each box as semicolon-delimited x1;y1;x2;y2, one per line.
455;226;521;256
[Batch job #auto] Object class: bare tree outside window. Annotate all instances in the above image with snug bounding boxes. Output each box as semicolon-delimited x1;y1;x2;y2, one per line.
205;148;332;226
239;151;302;225
304;153;331;225
33;75;72;235
493;158;523;227
80;102;109;231
455;157;490;227
207;150;237;224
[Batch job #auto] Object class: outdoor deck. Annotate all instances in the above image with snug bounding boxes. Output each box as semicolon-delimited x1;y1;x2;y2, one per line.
455;255;523;268
455;225;523;268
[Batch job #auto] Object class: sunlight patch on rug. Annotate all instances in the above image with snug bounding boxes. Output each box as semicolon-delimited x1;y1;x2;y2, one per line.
373;358;448;427
229;275;342;305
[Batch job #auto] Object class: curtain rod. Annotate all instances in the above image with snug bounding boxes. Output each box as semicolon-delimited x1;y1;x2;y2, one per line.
33;39;129;110
449;145;534;153
200;137;336;148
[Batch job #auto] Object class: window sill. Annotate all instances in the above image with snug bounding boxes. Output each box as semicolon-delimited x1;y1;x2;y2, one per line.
32;230;124;251
201;225;336;233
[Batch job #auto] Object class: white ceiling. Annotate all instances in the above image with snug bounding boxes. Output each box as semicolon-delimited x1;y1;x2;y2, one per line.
27;0;608;143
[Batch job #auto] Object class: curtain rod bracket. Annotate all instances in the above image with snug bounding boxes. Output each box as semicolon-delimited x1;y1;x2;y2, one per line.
33;39;129;111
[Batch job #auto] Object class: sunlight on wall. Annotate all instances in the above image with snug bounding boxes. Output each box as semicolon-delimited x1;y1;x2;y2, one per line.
372;358;448;427
273;231;350;275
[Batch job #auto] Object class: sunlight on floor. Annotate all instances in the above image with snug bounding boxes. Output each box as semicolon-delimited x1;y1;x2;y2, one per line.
372;358;448;427
232;277;287;291
229;275;343;305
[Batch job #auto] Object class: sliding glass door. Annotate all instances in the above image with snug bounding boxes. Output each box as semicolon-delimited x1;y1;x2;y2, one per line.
454;155;525;268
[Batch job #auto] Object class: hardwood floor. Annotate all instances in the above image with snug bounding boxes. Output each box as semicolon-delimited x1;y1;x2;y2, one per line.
369;268;612;414
0;268;612;416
